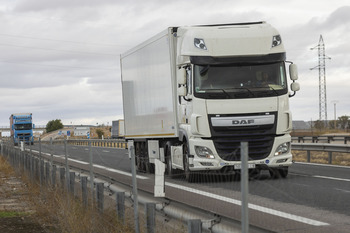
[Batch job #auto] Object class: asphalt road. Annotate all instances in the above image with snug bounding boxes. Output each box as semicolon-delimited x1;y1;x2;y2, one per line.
29;143;350;232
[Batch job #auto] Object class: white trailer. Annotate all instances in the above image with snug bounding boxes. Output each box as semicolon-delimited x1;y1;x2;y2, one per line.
120;22;300;181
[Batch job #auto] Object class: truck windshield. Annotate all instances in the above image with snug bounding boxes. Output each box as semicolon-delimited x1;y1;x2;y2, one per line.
14;124;32;130
194;62;288;99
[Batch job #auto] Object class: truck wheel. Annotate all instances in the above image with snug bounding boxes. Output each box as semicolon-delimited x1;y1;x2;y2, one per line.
166;146;174;177
278;167;288;178
183;142;195;182
269;168;281;179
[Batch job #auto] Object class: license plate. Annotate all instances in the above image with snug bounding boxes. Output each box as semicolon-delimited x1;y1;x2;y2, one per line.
234;163;256;170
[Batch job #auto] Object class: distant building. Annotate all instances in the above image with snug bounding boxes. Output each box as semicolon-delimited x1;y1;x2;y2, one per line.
74;127;90;136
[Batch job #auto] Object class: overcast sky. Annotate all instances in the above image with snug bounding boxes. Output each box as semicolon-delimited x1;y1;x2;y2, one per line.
1;0;349;126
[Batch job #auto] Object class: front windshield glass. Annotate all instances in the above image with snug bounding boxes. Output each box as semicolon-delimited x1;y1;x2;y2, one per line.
194;62;288;99
14;123;32;130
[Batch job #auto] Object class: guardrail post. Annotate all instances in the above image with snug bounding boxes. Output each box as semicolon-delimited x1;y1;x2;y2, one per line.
69;172;75;195
40;160;45;186
59;167;65;188
81;176;88;207
96;182;104;213
51;165;56;187
145;203;156;233
188;219;202;233
116;192;125;223
307;151;311;162
45;162;50;185
328;152;332;164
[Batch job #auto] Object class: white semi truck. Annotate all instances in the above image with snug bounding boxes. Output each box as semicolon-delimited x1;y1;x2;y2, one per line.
120;22;300;181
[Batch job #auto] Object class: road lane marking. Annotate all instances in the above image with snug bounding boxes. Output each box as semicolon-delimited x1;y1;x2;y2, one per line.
29;150;148;180
313;175;350;182
296;162;350;169
165;182;329;226
93;164;148;180
335;188;350;193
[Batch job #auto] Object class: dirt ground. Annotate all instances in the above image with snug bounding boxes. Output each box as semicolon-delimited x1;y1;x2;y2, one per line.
0;162;50;232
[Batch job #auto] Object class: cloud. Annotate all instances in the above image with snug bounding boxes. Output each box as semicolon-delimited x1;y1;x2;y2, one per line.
0;1;349;126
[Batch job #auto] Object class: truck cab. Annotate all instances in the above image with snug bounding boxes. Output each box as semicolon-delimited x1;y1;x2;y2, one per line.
174;23;300;180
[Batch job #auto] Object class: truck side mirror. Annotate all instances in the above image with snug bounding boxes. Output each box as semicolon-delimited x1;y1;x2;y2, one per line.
178;86;187;96
289;64;298;81
291;82;300;92
177;67;187;85
33;124;35;129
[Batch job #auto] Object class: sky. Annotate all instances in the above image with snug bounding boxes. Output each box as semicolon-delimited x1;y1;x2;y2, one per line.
0;0;350;126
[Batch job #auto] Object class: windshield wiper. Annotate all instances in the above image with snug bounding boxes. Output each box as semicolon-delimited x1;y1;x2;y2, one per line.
225;87;256;97
201;88;231;98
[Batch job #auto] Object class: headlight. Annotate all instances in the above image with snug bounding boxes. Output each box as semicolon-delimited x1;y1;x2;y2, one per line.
195;146;215;159
275;142;290;156
272;35;282;47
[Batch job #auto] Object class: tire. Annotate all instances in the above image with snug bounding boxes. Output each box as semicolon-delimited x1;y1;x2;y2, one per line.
183;142;195;182
166;146;174;177
269;168;281;179
278;167;288;178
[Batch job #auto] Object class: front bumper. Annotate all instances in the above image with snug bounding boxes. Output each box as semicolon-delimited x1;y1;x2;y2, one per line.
188;134;292;171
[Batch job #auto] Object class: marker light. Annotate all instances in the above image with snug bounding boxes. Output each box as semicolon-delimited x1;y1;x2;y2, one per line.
194;38;207;50
272;35;282;47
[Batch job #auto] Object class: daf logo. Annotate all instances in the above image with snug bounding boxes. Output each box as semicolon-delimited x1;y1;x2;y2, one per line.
232;119;255;125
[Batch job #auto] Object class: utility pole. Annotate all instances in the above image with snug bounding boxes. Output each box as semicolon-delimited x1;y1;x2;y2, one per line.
331;100;339;129
311;35;330;127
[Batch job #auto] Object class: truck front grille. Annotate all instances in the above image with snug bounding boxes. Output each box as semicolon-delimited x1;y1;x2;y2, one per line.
17;133;31;141
208;113;276;161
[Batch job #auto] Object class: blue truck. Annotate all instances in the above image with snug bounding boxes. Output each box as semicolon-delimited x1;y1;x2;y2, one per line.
10;113;35;146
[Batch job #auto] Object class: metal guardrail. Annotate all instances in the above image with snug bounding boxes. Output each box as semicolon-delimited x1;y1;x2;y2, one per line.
292;136;350;144
291;143;350;164
66;139;127;149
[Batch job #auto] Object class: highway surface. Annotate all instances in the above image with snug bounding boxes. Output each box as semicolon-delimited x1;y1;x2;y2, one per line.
29;143;350;232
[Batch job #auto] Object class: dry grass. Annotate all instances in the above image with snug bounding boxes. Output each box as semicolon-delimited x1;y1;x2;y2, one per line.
23;179;134;233
0;156;15;184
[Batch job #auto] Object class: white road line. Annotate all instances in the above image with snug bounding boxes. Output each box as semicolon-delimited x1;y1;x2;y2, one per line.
335;188;350;193
165;182;329;226
295;162;350;169
93;164;148;180
313;175;350;182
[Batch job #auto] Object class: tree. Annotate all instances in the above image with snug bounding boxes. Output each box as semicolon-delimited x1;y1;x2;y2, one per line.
328;121;337;129
314;120;325;131
338;115;349;130
95;129;104;139
46;119;64;133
